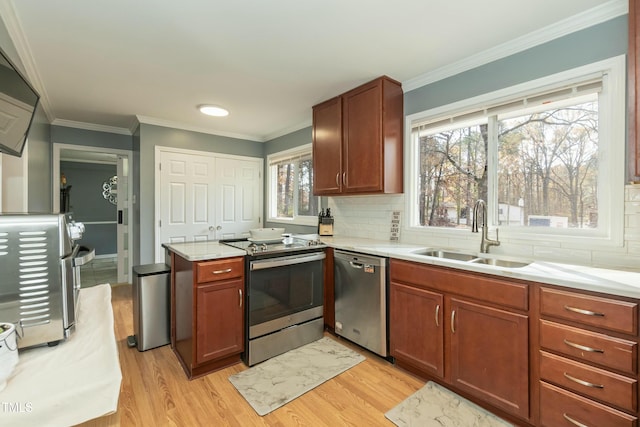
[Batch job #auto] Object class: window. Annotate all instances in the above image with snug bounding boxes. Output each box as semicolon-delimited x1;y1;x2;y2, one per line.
407;56;625;245
267;144;319;226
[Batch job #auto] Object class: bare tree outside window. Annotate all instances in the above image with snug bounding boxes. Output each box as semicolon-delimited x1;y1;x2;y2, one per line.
273;154;318;220
417;98;598;230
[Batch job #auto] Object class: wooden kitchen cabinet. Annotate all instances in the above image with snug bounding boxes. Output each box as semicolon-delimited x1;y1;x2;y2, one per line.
312;76;403;195
537;285;639;425
195;278;244;364
390;282;444;378
171;253;245;379
389;259;530;422
449;298;529;419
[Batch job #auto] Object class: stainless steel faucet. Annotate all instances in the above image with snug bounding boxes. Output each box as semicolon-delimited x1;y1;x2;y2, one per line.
472;199;500;253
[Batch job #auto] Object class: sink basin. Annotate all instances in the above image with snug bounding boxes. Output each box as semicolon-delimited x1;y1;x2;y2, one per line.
412;249;478;262
470;257;531;268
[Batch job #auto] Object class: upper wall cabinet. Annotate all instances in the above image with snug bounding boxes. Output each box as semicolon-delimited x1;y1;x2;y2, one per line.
312;76;404;196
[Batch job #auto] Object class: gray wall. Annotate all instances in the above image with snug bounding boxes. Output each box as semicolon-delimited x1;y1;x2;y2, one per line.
27;106;52;212
51;126;132;150
405;16;627;115
0;15;52;212
61;161;117;255
136;123;264;263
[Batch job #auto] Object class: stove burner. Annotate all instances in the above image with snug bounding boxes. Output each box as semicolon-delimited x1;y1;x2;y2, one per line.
221;236;325;256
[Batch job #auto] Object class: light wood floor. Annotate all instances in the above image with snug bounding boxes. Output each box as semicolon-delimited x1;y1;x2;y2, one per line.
79;284;424;427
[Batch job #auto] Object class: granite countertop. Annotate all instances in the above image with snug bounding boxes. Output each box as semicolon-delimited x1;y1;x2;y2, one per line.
163;241;246;261
321;236;640;299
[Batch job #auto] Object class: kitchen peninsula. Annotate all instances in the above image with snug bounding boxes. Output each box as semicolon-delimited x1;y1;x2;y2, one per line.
164;241;246;379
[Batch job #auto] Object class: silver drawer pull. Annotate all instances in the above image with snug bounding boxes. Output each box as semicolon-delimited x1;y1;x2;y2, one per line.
564;305;605;317
563;413;589;427
212;268;232;274
563;339;604;354
563;372;604;389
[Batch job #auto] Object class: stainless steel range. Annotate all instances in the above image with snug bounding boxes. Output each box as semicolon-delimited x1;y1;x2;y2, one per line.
221;236;326;366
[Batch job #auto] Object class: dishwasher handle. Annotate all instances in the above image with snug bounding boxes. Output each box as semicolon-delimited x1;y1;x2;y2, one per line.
349;261;364;269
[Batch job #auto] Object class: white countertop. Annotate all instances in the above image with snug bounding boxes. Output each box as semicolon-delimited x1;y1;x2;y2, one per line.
321;236;640;299
163;241;246;261
164;237;640;299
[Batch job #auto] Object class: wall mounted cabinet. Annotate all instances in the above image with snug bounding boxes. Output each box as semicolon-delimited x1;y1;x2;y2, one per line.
312;76;403;195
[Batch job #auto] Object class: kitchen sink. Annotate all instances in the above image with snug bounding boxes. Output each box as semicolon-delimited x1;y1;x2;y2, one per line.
411;248;531;268
470;257;531;268
411;249;478;262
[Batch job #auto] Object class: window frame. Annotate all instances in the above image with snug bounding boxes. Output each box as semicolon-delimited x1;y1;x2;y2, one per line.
266;143;319;227
405;55;626;248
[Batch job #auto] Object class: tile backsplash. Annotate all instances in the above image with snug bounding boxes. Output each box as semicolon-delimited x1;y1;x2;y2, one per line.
327;185;640;272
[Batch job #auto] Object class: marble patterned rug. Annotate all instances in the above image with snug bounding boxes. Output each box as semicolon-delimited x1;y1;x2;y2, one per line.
228;337;365;416
385;382;513;427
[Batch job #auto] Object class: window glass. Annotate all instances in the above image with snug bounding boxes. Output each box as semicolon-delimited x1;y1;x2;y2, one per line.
268;144;319;225
497;97;598;229
408;56;624;245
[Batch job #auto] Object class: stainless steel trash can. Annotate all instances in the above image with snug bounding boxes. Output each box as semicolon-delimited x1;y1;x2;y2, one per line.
130;263;170;351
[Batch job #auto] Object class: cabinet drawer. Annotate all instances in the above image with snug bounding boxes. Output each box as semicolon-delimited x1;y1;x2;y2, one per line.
540;320;637;375
540;287;637;335
540;351;637;412
540;382;637;427
196;257;244;284
390;259;528;311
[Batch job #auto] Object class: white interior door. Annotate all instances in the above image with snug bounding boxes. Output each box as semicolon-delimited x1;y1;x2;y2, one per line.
156;148;263;261
158;150;216;258
116;155;130;283
214;156;262;240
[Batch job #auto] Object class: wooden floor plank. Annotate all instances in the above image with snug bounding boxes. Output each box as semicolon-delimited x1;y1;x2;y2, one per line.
78;284;423;426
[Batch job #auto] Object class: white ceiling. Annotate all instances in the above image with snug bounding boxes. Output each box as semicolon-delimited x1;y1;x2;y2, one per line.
0;0;625;142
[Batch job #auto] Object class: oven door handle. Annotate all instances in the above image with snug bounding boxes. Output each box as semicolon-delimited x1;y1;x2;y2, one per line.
251;252;326;270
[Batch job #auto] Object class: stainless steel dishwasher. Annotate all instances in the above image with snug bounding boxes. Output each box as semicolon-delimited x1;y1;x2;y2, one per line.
334;250;388;357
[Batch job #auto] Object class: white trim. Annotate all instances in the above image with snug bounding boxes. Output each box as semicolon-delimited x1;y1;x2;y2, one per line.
137;115;265;142
402;0;627;92
0;1;54;123
266;143;319;226
262;119;312;142
405;55;626;248
51;119;132;136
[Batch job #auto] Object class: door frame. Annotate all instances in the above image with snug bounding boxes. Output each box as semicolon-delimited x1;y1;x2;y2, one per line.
53;143;134;281
154;145;263;262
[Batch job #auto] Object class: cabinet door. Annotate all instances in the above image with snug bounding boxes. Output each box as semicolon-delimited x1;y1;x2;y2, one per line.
342;80;383;193
450;298;529;419
312;96;342;195
196;279;244;365
390;282;444;378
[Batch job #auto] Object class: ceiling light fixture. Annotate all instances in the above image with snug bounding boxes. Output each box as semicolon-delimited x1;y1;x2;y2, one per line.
198;104;229;117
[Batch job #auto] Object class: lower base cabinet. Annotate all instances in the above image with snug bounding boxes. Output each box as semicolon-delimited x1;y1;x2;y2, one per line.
390;259;530;422
171;253;245;379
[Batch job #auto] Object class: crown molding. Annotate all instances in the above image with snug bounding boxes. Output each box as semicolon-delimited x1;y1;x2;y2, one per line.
135;115;265;142
263;119;312;142
0;0;55;123
402;0;628;92
52;119;132;135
